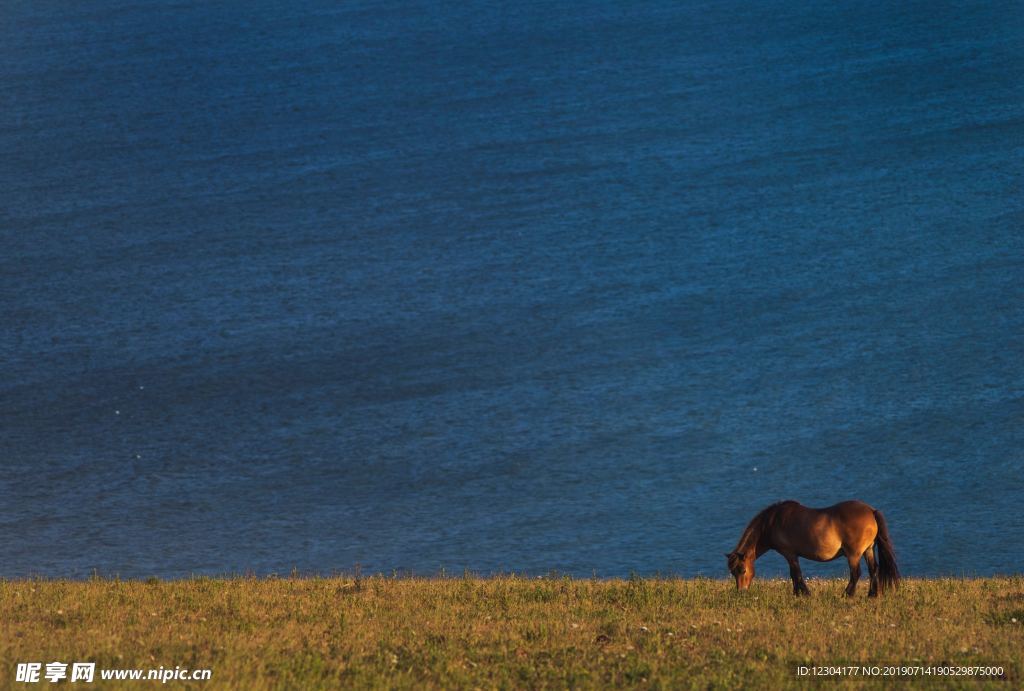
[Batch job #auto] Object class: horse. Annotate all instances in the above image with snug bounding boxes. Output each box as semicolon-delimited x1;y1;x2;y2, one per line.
725;500;899;597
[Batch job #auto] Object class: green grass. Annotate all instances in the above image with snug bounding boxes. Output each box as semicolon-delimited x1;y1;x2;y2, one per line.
2;576;1022;689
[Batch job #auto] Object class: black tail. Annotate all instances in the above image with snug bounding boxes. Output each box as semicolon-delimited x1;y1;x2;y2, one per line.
873;510;900;594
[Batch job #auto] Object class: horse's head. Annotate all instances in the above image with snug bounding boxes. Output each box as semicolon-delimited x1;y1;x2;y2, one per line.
725;551;754;590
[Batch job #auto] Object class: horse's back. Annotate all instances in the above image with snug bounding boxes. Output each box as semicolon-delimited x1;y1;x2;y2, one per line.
777;500;878;560
827;500;876;519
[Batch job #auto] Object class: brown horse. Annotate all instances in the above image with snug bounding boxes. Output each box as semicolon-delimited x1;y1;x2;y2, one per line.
725;500;899;597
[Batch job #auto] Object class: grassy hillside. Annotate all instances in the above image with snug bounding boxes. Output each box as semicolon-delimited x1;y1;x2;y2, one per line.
2;576;1022;688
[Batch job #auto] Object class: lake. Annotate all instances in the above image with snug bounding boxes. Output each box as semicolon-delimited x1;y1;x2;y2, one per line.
2;0;1022;579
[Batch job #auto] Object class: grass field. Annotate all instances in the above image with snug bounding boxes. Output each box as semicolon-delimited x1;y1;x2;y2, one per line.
2;575;1022;689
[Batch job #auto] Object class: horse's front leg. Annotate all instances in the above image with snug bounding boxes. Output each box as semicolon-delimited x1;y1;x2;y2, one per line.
785;554;811;596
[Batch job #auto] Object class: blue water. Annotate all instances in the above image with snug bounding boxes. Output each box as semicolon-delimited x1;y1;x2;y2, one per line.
2;0;1023;580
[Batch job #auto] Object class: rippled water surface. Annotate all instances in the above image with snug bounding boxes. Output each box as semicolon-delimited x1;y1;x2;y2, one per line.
2;0;1023;578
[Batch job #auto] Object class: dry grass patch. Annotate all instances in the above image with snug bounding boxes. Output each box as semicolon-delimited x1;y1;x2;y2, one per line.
2;576;1022;688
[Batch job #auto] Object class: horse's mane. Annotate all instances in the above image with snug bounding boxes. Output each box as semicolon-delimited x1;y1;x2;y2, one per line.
733;500;798;555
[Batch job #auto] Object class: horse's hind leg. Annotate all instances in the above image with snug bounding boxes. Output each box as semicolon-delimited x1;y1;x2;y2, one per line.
785;554;810;596
864;547;879;597
844;552;861;597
